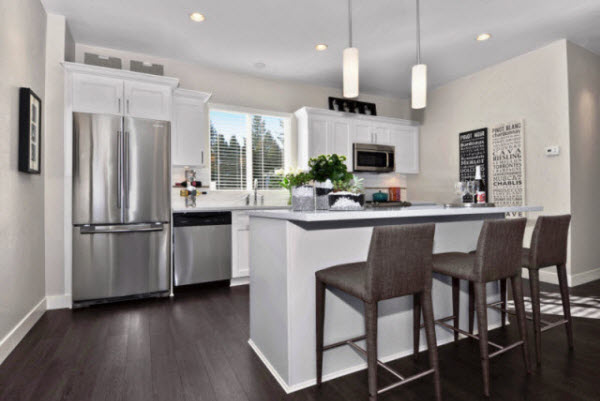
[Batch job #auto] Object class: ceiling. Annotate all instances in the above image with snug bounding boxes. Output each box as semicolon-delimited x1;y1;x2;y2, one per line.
42;0;600;98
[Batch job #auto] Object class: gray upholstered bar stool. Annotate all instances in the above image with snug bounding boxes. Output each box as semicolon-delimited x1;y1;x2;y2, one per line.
488;215;573;365
414;218;531;397
315;224;441;401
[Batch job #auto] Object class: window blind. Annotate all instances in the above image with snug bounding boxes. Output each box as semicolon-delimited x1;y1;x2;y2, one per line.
210;110;286;190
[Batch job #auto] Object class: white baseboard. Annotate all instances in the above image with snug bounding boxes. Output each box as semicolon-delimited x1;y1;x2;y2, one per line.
521;266;600;287
230;277;250;287
249;322;504;394
0;298;46;365
521;268;559;285
570;267;600;287
46;294;72;310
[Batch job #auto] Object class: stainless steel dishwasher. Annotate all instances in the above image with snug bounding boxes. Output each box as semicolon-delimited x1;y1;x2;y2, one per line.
173;212;232;286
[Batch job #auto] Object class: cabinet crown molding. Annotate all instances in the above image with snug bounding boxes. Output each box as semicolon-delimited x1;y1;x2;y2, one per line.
63;62;179;88
294;106;419;127
174;88;212;103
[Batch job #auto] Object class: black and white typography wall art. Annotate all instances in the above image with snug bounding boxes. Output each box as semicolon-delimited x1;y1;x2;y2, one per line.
459;128;488;202
491;120;525;217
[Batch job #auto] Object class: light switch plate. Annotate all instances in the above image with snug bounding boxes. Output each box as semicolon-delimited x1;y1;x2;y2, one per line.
544;146;560;156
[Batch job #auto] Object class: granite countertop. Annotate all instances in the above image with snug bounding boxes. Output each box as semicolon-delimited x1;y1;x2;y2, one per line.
247;204;543;222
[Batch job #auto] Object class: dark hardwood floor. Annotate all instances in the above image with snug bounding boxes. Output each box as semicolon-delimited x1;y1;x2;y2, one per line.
1;279;599;401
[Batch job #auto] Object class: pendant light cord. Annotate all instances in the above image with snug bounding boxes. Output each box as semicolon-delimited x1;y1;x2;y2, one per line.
348;0;353;48
416;0;421;64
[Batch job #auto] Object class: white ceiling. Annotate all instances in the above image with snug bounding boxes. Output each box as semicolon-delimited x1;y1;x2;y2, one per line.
42;0;600;98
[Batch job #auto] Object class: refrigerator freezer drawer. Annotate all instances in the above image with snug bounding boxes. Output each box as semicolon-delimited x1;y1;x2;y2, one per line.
72;223;170;302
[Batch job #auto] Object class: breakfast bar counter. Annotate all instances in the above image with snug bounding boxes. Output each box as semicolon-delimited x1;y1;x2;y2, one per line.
247;205;541;393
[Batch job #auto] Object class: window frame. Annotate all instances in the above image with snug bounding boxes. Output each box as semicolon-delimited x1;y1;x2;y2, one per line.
208;103;292;191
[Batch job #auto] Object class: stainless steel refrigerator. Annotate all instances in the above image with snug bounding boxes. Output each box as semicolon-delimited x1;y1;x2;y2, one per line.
72;112;171;304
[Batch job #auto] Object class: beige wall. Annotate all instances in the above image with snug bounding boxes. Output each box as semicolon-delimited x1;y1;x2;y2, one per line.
0;0;47;350
407;40;573;278
567;42;600;279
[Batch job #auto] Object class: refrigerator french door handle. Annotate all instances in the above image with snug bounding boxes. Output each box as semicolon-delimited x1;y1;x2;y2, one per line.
124;130;130;209
80;223;164;234
117;130;122;209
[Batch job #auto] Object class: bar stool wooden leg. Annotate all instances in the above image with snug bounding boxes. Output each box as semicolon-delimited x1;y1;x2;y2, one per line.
511;274;532;374
556;263;574;349
422;289;442;401
413;293;421;360
468;281;475;336
528;268;542;364
474;282;490;397
452;278;460;342
500;279;507;327
365;302;378;401
315;279;325;386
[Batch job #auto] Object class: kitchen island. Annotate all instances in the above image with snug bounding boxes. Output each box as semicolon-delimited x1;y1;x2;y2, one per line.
247;205;542;393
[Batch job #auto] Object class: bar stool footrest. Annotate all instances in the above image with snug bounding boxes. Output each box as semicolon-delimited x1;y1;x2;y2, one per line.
487;302;569;329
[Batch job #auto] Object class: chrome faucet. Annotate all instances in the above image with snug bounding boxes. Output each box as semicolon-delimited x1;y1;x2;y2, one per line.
253;179;264;205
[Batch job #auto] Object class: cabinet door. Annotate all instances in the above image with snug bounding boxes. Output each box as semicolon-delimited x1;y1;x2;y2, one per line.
353;121;373;144
328;119;352;161
231;212;250;278
124;81;172;121
308;118;328;158
72;74;123;115
372;125;391;145
172;96;207;166
390;126;419;174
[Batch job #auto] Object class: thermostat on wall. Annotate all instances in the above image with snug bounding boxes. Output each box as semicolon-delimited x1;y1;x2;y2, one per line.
544;146;560;156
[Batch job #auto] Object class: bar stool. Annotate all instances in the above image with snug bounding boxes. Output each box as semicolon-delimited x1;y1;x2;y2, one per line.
414;218;531;397
315;224;441;401
487;215;573;365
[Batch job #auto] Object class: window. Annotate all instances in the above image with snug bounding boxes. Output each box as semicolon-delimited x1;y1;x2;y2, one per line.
210;107;289;190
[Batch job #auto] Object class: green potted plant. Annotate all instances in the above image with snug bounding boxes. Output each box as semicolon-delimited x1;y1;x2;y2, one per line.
328;174;366;211
276;167;314;211
308;154;351;210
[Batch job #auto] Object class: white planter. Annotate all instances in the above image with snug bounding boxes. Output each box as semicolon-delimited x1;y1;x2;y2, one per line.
292;185;314;211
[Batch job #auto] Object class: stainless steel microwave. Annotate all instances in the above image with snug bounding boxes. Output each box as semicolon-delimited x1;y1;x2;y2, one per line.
353;143;395;172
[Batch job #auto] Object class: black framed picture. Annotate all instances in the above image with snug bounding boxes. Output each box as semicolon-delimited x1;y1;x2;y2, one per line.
18;88;42;174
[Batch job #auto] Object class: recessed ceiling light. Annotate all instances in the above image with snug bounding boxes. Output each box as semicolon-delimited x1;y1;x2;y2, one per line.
315;44;328;51
476;33;491;41
254;62;266;69
189;12;206;22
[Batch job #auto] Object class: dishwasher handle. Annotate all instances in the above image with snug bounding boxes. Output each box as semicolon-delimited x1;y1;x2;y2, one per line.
173;212;232;227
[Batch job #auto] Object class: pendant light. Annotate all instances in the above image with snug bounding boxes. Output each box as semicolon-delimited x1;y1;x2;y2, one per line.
411;0;427;109
343;0;359;98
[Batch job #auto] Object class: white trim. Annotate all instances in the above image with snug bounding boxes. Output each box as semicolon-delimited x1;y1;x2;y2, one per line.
209;102;293;120
570;267;600;287
0;298;46;365
62;62;179;88
294;106;419;127
521;268;559;285
250;322;503;393
521;266;600;287
230;277;250;287
46;294;72;310
173;88;211;103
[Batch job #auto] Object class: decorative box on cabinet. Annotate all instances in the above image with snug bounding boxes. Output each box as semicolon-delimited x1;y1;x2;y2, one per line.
172;89;212;167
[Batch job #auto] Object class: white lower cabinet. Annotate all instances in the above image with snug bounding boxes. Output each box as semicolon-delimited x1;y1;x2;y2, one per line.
231;211;250;278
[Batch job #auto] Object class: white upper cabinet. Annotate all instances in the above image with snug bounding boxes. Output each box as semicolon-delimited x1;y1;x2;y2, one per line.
296;107;419;174
124;81;172;120
172;89;211;167
72;74;124;115
65;62;179;121
389;125;419;174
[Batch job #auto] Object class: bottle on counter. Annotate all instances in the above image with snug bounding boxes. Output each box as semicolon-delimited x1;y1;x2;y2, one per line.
474;165;487;204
